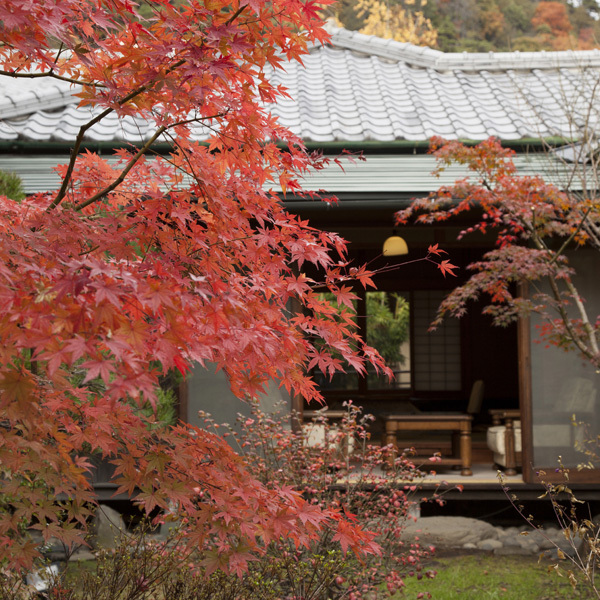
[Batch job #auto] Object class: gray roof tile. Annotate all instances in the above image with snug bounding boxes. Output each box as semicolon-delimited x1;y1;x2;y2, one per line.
3;27;600;144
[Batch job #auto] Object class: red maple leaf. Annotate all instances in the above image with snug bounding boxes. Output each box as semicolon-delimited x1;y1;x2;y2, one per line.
427;243;447;256
437;259;458;278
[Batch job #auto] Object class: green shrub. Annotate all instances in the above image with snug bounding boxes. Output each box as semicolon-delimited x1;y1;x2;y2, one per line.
0;170;25;201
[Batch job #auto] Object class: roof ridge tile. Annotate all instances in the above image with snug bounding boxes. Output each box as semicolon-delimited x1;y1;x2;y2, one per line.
322;25;600;72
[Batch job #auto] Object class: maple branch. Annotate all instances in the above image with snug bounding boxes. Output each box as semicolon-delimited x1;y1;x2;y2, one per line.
186;236;253;256
78;245;100;256
583;214;600;249
548;204;594;266
529;226;600;360
308;251;450;291
155;126;228;215
225;5;247;26
48;58;187;211
1;42;102;87
161;140;209;201
53;42;67;65
47;2;251;211
73;125;168;211
545;272;598;361
562;77;600;195
189;119;246;148
72;109;230;211
0;68;103;88
563;277;600;357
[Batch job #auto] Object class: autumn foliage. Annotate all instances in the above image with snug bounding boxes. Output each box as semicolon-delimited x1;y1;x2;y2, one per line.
397;137;600;368
196;402;439;599
0;0;394;571
530;1;575;49
354;0;438;46
532;1;572;35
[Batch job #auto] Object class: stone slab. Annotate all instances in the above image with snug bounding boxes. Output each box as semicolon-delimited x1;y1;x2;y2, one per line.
401;516;498;547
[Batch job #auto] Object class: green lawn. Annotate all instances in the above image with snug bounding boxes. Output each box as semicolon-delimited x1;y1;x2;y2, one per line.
401;552;598;600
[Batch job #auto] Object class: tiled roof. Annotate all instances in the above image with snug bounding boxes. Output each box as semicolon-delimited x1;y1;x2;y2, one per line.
2;27;600;144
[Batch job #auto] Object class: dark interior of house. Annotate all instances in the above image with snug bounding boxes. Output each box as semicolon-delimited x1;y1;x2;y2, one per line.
294;196;520;462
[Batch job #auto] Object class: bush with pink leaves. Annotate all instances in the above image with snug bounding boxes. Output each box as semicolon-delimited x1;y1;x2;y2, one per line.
197;400;450;599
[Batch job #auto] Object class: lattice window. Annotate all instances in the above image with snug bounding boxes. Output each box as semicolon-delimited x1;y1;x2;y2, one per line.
412;290;461;391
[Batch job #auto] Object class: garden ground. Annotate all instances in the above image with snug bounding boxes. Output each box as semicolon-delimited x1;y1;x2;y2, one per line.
401;549;597;599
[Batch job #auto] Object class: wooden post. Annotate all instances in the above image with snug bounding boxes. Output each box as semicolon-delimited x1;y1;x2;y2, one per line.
504;418;517;476
385;420;398;468
459;420;473;476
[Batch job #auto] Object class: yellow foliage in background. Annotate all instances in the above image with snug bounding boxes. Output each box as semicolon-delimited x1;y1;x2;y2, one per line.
356;0;438;46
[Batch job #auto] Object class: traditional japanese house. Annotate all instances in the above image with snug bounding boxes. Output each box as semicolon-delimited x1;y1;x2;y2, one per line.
1;27;599;491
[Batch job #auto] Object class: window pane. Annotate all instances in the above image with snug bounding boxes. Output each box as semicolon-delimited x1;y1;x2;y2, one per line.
531;355;598;468
366;291;411;390
412;290;461;392
312;367;359;391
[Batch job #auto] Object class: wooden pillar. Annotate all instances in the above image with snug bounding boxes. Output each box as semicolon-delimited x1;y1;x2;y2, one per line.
517;282;534;483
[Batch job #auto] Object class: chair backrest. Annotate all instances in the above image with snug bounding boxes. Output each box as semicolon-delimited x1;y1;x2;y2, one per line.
466;380;485;415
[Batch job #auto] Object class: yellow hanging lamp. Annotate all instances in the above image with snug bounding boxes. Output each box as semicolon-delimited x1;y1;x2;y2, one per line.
382;231;408;256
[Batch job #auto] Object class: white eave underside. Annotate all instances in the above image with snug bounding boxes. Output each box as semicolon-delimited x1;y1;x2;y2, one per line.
0;153;577;195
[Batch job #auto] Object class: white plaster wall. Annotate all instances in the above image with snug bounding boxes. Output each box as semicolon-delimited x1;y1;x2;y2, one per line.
185;363;292;432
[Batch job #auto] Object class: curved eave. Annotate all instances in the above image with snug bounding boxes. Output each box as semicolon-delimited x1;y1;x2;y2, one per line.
0;136;570;157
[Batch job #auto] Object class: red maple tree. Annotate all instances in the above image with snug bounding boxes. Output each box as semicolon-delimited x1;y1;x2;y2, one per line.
0;0;393;571
396;137;600;368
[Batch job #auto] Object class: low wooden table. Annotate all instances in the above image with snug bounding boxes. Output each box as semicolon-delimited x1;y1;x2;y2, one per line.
383;414;473;476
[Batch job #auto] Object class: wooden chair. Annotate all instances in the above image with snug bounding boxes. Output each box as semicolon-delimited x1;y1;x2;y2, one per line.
465;380;485;417
487;409;521;476
302;409;354;457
